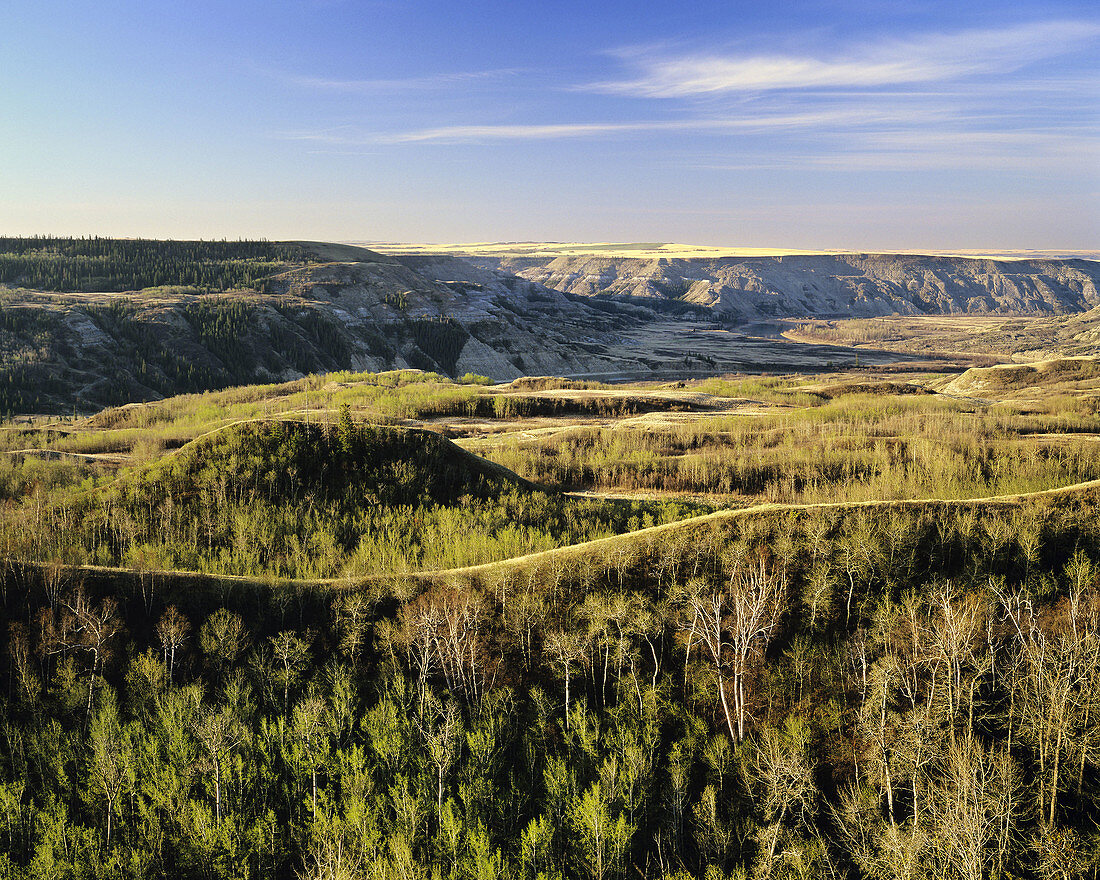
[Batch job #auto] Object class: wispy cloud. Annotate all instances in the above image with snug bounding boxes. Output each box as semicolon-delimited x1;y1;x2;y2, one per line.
277;124;363;142
383;122;661;142
588;21;1100;96
378;117;826;144
270;19;1099;181
280;108;941;145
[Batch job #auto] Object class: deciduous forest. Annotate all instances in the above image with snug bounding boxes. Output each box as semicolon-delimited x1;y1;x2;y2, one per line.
0;492;1098;879
0;359;1097;879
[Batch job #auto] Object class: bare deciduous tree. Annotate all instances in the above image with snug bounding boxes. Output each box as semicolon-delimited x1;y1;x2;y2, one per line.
155;605;189;684
678;556;786;741
194;705;245;824
544;628;586;730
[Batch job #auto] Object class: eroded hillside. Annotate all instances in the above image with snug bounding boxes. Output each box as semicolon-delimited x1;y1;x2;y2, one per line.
0;239;645;413
5;238;1099;415
470;252;1100;319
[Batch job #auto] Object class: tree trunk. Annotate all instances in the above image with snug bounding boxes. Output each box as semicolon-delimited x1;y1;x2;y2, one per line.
883;747;895;827
766;801;788;861
438;765;444;819
881;684;895;826
602;643;610;709
564;666;571;731
1050;724;1062;826
737;659;747;742
717;674;738;744
86;649;99;714
683;616;697;695
1078;698;1092;796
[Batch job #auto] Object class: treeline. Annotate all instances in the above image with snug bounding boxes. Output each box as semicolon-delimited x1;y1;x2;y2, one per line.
272;305;354;369
0;366;71;418
490;394;705;421
0;497;1097;877
0;237;309;293
408;318;471;377
0;306;71;416
81;301;223;402
12;371;489;444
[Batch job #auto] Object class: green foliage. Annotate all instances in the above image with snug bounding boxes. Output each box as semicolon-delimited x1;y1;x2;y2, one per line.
1;354;1100;878
0;419;704;578
693;374;825;407
84;300;223;398
483;392;1100;501
271;304;354;367
0;495;1099;877
181;301;265;376
407;317;470;376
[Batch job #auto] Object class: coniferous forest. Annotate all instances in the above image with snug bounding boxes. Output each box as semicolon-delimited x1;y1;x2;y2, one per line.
0;237;310;293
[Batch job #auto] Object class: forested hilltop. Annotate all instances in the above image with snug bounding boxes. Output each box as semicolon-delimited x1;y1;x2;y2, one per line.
0;237;317;293
1;416;702;577
0;364;1098;879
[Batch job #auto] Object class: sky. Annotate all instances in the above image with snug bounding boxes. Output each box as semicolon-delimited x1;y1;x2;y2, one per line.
1;0;1098;249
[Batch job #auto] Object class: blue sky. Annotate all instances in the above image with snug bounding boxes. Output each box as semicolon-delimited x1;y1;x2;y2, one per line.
2;0;1098;248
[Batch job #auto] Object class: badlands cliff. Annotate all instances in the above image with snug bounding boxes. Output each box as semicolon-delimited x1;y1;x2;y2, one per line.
470;253;1100;320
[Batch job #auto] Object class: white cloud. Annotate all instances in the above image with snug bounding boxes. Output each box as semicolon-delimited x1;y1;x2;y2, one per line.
382;122;662;142
269;19;1099;182
370;108;935;144
588;21;1100;97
